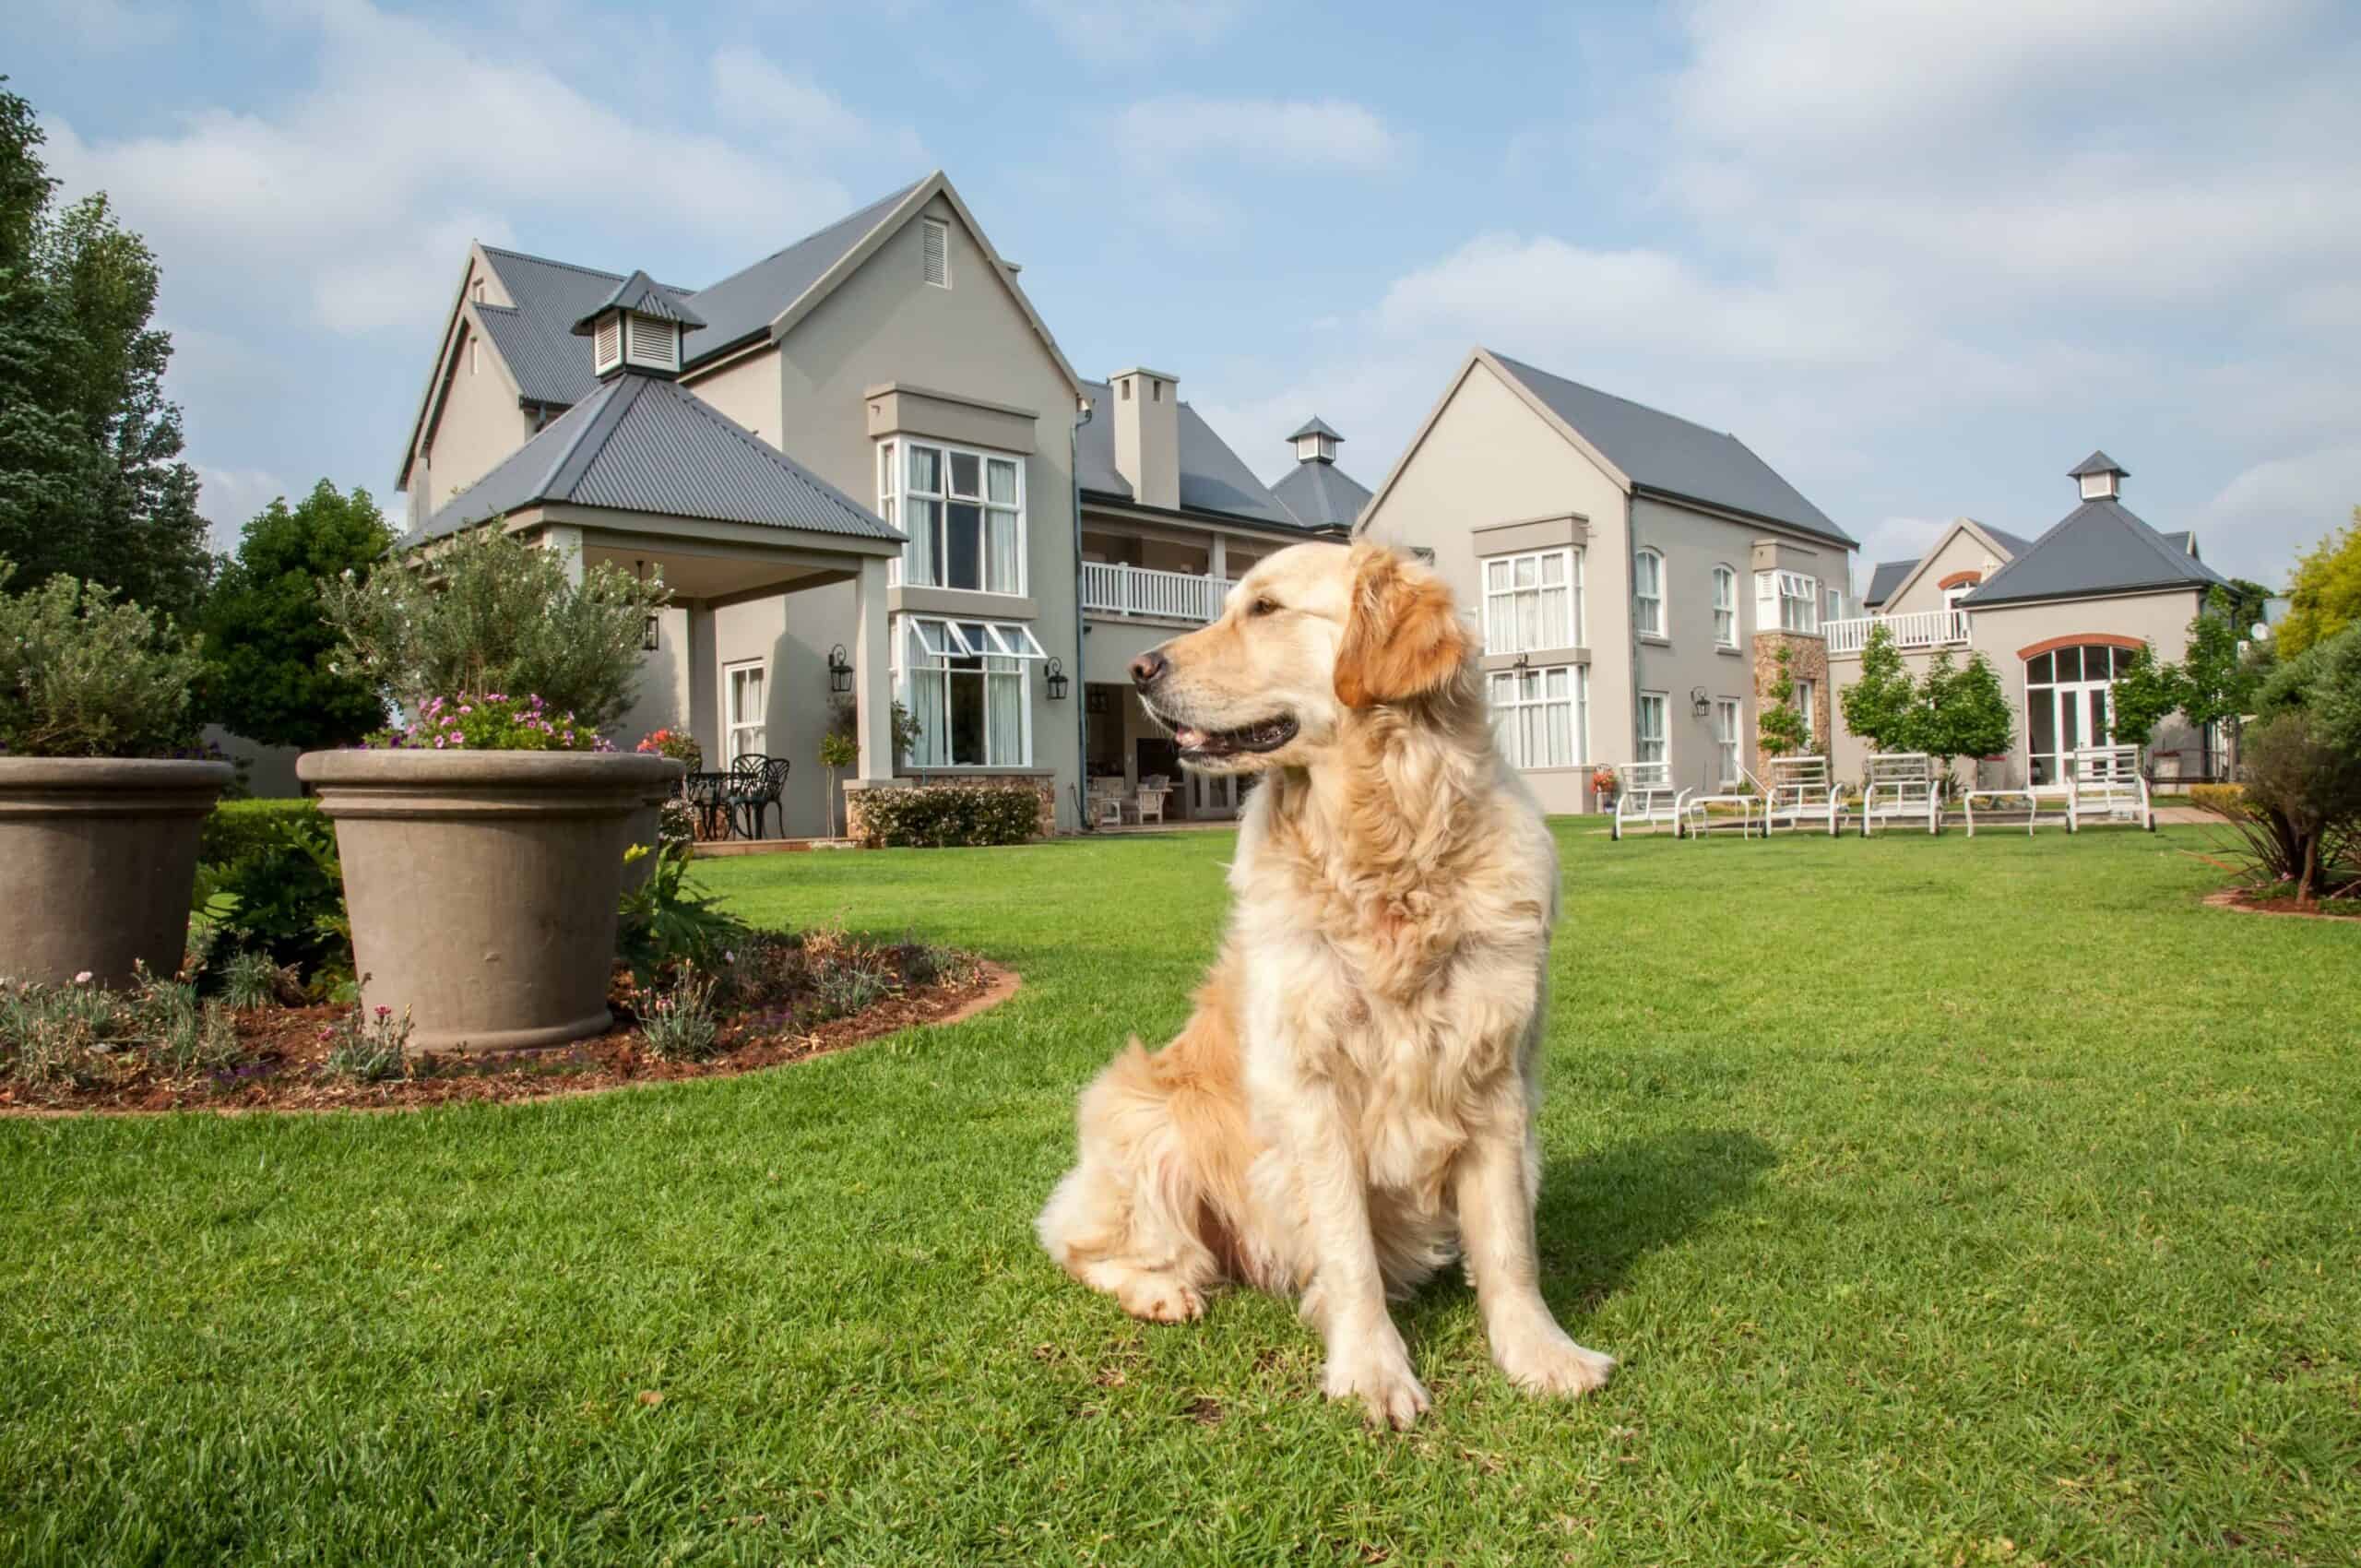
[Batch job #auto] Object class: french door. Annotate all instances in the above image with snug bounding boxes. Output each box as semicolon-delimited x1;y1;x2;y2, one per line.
2026;679;2111;784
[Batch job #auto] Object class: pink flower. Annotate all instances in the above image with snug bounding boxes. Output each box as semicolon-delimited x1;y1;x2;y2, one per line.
73;969;94;985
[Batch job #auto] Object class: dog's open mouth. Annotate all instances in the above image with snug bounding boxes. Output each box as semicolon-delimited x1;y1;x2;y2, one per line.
1167;715;1299;760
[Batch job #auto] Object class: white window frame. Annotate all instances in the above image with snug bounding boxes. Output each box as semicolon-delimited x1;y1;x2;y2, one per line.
878;438;1026;596
1712;564;1737;648
1714;697;1741;785
1634;549;1666;639
1485;663;1587;770
1794;677;1817;746
1480;547;1583;655
1756;569;1820;634
892;615;1046;768
722;659;768;765
1942;580;1976;614
1637;691;1667;767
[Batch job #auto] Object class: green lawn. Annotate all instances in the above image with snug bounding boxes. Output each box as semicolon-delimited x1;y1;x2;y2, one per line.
4;823;2357;1566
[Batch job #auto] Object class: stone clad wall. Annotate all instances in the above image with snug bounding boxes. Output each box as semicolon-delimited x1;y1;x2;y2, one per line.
1751;631;1832;774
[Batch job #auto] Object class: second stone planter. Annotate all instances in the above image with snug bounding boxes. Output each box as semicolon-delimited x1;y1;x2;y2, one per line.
296;749;683;1054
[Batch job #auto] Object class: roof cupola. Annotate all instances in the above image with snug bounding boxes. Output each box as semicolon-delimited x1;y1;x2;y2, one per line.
572;270;705;382
2069;449;2128;503
1287;415;1343;466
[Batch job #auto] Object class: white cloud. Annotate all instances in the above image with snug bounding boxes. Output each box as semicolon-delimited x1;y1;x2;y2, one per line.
1117;97;1406;173
2192;446;2361;588
41;0;867;341
197;466;291;545
709;48;925;163
1024;0;1240;65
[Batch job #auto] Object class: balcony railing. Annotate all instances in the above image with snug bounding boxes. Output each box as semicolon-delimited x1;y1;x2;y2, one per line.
1825;608;1971;657
1081;562;1236;624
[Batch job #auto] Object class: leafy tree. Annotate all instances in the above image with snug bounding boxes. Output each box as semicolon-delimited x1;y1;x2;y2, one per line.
1756;645;1808;760
198;481;397;749
1839;622;1916;753
0;82;212;620
1911;651;2012;785
322;528;670;732
2277;508;2361;657
2106;644;2189;750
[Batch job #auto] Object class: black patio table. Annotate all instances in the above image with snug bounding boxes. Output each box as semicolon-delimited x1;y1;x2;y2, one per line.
680;771;735;840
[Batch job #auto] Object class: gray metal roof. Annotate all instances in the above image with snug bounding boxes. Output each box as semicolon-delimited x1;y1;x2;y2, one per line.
474;247;694;410
2069;449;2128;478
1286;415;1342;442
1862;559;1915;608
572;269;706;333
1076;381;1311;529
1983;524;2035;556
414;373;899;545
1272;457;1370;530
677;179;923;368
2158;529;2197;558
1488;352;1856;547
1962;498;2224;609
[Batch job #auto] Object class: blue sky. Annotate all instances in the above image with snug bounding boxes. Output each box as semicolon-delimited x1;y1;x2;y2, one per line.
8;0;2358;588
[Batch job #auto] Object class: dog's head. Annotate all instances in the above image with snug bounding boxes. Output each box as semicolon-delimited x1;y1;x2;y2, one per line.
1130;541;1474;775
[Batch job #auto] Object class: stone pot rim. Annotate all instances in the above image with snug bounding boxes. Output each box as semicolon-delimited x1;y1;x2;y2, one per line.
0;756;237;790
297;750;683;789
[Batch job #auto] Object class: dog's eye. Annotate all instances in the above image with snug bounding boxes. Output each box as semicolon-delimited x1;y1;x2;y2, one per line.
1247;597;1282;617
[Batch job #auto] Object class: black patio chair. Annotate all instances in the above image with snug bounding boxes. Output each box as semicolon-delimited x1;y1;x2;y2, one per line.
728;754;789;839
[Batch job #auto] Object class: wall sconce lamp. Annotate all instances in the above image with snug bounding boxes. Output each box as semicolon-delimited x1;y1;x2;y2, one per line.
1043;656;1070;701
1690;686;1712;719
826;644;854;695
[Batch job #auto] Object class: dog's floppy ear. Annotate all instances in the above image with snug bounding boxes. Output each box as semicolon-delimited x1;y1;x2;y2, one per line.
1334;543;1471;708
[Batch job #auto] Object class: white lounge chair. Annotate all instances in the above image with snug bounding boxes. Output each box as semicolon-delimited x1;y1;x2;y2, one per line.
1610;761;1687;840
1860;752;1940;836
1751;755;1847;837
2070;744;2154;831
1680;779;1760;840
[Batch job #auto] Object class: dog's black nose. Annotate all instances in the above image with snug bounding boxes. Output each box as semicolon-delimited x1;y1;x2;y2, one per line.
1129;650;1168;688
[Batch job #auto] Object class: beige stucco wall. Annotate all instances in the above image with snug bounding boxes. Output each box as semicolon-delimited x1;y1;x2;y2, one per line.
417;320;535;519
1358;360;1628;815
678;192;1083;836
1882;525;2007;617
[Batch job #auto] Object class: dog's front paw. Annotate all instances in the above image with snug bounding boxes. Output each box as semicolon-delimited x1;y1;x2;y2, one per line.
1323;1344;1430;1430
1114;1272;1204;1324
1491;1321;1617;1398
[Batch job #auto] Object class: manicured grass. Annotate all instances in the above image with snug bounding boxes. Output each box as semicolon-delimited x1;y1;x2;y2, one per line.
4;822;2357;1565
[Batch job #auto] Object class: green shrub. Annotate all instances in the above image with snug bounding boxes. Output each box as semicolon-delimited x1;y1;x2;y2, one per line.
319;1005;410;1082
196;805;350;991
615;845;747;989
2189;783;2248;819
637;968;721;1061
199;798;318;867
857;783;1040;848
0;561;206;758
321;528;670;733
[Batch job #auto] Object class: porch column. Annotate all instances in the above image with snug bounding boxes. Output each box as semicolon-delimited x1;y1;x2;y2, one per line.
853;554;894;780
1209;533;1227;582
543;524;586;586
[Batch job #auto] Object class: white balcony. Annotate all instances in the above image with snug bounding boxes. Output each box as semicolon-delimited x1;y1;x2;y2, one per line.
1825;608;1971;658
1081;562;1236;624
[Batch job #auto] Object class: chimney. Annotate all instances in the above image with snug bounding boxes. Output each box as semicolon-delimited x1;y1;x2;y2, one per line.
1109;366;1180;510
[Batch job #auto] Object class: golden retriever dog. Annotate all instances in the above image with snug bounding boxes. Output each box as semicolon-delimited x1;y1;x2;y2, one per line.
1036;540;1614;1428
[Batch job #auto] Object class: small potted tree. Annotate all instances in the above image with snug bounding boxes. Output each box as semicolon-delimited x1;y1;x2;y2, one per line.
0;564;232;985
299;531;677;1053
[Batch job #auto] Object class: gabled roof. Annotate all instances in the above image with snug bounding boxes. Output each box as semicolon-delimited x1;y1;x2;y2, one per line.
2069;449;2128;478
1962;497;2225;609
1862;560;1915;609
675;179;923;366
1076;381;1311;530
1869;517;2035;613
573;269;706;333
413;373;899;546
477;247;693;408
1286;415;1343;442
2158;529;2197;558
1272;457;1370;531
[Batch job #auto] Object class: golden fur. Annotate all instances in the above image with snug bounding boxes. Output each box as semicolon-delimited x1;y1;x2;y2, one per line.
1037;541;1615;1427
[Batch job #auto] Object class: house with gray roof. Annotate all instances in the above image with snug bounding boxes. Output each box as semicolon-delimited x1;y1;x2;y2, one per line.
1825;452;2231;787
1356;347;1858;811
393;171;1345;836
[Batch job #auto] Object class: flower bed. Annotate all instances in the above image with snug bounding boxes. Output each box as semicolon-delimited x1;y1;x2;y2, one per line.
0;930;1007;1113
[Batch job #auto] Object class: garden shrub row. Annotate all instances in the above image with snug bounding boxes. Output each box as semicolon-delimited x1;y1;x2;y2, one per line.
858;783;1039;849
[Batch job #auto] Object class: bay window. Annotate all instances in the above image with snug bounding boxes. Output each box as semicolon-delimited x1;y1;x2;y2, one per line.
1486;664;1586;769
1481;548;1583;654
879;439;1024;594
895;616;1047;766
1755;569;1821;634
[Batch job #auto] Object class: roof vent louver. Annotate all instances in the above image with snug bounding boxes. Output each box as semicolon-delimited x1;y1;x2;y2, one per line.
922;219;949;289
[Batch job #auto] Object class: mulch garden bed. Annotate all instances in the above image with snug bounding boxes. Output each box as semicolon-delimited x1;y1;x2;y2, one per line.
2202;886;2361;921
2;954;1014;1117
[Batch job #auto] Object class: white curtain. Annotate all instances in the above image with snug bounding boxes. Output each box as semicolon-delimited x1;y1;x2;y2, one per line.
905;498;938;587
986;509;1019;593
907;670;947;766
985;658;1023;766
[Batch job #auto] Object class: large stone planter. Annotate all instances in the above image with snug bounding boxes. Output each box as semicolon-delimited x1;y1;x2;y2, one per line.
0;757;235;987
296;751;683;1054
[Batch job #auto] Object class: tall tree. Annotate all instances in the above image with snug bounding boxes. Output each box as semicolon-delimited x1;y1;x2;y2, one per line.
2277;509;2361;657
0;79;211;619
1911;651;2012;786
2106;644;2188;750
200;481;397;749
1839;622;1916;753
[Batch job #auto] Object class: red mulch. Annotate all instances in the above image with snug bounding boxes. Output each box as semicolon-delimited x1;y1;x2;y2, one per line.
2203;886;2361;921
1;962;1015;1117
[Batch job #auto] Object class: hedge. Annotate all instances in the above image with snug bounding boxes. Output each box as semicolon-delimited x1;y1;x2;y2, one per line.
200;798;322;867
2189;782;2248;820
858;783;1039;849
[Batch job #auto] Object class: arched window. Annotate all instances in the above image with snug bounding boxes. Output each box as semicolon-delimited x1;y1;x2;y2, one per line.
1634;549;1666;637
1711;564;1737;647
2023;638;2143;784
